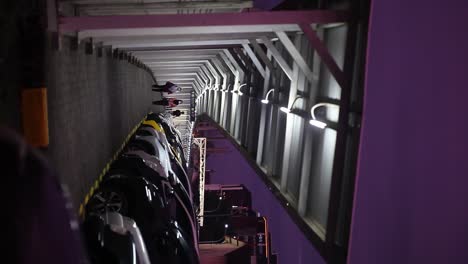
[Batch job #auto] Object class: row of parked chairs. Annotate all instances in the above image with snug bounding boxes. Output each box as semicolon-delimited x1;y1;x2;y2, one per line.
82;113;199;264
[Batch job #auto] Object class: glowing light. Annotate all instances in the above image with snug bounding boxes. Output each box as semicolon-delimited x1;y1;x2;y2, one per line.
281;96;303;114
309;102;339;130
309;119;327;129
280;107;290;113
261;89;274;104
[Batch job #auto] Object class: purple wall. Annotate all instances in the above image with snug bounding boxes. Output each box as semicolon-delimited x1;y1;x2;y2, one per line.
348;1;468;263
253;0;284;10
205;138;325;264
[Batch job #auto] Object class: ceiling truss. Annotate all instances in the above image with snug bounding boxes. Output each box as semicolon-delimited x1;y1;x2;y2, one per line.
58;10;350;142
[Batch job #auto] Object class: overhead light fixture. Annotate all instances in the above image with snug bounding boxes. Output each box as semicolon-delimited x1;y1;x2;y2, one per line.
280;107;290;113
238;83;247;96
309;102;340;129
309;119;327;129
280;96;304;115
222;84;231;93
261;89;275;104
232;83;247;95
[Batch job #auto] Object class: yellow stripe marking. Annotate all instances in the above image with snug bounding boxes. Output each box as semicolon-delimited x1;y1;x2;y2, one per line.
78;114;149;216
79;204;84;216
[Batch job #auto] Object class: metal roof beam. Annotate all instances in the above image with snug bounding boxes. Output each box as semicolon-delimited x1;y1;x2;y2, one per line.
92;33;274;42
138;54;217;60
76;1;253;15
61;10;350;32
111;40;251;49
249;38;274;71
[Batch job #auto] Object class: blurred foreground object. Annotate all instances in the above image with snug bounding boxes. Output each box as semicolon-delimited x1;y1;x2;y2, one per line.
1;127;84;263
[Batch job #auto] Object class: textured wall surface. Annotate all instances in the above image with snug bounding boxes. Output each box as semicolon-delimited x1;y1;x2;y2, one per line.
348;1;468;263
47;38;154;208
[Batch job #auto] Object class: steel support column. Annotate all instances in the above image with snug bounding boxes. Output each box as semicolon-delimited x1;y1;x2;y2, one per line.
193;137;207;226
242;43;266;78
279;34;303;191
260;36;293;80
256;57;272;164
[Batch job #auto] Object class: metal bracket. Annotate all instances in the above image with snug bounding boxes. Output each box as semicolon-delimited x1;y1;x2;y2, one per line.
249;38;275;72
205;60;221;89
200;65;214;88
259;36;293;80
223;49;244;77
275;31;317;83
300;23;347;89
211;58;228;90
242;43;266;78
229;48;248;73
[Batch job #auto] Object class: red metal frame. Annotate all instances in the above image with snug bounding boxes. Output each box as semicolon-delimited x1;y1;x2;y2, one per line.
300;23;348;90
